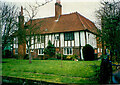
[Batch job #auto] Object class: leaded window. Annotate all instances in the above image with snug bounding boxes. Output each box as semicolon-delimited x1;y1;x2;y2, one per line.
64;32;74;41
38;48;44;55
63;47;73;55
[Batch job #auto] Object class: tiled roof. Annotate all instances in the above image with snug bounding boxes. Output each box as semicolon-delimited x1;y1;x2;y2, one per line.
25;12;97;35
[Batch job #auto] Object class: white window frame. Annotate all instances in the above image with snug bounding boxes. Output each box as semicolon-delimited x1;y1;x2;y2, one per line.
98;48;100;53
63;47;73;55
38;48;44;55
31;49;34;52
26;49;28;54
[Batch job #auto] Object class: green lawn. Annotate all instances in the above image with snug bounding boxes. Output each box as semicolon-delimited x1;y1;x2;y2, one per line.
2;59;101;84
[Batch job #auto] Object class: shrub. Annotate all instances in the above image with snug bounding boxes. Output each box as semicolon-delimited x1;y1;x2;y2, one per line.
24;54;29;59
66;55;78;60
63;55;67;60
40;55;44;60
3;50;12;58
12;55;19;59
83;44;95;61
93;65;100;83
47;58;58;60
44;40;56;58
56;53;61;59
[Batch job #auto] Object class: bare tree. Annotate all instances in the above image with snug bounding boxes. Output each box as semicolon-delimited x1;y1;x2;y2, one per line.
0;3;18;52
18;0;52;63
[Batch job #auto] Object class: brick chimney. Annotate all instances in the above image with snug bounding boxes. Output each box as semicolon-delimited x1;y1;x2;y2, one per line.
19;6;24;29
55;0;62;20
18;6;26;59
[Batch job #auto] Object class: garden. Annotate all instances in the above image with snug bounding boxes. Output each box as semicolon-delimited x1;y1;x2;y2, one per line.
2;59;101;84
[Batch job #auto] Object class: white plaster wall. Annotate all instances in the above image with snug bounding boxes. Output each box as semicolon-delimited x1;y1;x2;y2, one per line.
45;35;48;47
68;41;70;47
65;41;67;47
80;31;85;46
54;34;59;47
86;32;97;48
51;34;54;45
60;33;64;47
74;32;80;46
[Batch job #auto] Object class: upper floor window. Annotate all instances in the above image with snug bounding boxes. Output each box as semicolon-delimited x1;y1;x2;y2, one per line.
64;32;74;41
41;35;45;43
37;36;40;43
37;35;44;43
54;36;59;41
14;37;18;44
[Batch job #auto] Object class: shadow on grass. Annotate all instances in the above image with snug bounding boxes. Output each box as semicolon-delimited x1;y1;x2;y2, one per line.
2;76;65;85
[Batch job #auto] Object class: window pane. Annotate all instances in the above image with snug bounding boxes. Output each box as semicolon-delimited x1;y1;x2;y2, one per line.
71;32;74;40
64;48;67;54
15;48;18;54
41;35;44;43
68;33;70;40
70;48;72;54
38;49;44;54
42;49;44;54
37;36;40;43
64;33;67;41
38;49;40;54
67;48;69;54
57;36;59;40
64;32;74;41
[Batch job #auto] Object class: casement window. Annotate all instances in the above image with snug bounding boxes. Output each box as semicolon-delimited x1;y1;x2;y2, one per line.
54;36;59;40
37;35;44;43
37;36;40;43
15;48;18;54
31;49;34;52
64;32;74;41
98;48;102;53
14;37;18;49
14;37;18;44
41;35;45;43
38;48;44;55
63;47;73;55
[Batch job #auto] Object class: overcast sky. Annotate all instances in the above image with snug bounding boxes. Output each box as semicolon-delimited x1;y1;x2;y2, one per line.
1;0;101;24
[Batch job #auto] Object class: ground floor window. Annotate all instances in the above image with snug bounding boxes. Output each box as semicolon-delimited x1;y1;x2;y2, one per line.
15;48;18;54
63;47;73;55
31;49;34;52
38;48;44;55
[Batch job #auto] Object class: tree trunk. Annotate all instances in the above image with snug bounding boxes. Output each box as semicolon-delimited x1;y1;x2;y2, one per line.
28;47;32;63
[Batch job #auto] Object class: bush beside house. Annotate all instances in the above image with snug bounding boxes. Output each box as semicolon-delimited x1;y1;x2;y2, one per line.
83;44;95;61
44;40;56;59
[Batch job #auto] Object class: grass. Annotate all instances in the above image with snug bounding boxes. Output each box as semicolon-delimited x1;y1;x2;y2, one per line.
2;59;101;84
